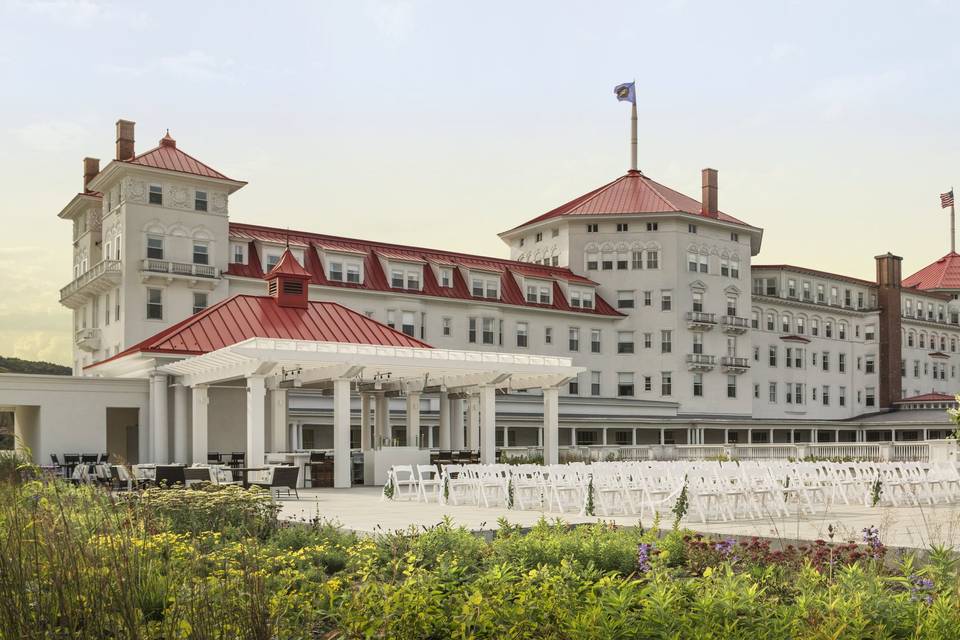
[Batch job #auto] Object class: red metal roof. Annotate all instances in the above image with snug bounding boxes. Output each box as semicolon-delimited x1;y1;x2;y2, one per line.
507;170;753;232
122;133;243;183
902;252;960;291
87;294;429;369
265;248;311;279
226;223;622;317
894;392;957;404
752;264;876;288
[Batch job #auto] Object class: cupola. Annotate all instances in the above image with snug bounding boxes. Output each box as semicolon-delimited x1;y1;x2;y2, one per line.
264;248;311;308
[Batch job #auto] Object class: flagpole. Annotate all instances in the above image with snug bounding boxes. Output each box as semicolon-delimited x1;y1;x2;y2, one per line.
952;186;956;253
630;100;638;171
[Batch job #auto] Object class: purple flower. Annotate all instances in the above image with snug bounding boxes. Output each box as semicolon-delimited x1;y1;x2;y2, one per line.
637;543;654;573
861;526;883;559
715;538;737;559
910;574;935;603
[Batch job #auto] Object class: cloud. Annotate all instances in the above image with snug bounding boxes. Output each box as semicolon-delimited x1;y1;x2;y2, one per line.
365;0;415;44
9;120;91;153
18;0;103;27
98;50;233;81
7;331;72;365
768;42;800;63
810;70;907;120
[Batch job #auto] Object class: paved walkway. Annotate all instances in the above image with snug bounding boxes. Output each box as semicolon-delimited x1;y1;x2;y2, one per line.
277;487;960;549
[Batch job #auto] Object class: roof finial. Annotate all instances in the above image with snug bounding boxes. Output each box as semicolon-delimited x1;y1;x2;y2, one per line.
285;228;290;250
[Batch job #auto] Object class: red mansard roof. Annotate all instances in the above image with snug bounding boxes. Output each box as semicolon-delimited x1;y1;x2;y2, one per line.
226;223;622;317
87;294;429;369
894;392;957;404
122;133;243;183
902;252;960;291
507;170;753;232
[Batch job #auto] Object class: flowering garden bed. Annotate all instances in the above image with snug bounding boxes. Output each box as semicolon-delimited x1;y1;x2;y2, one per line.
2;476;960;639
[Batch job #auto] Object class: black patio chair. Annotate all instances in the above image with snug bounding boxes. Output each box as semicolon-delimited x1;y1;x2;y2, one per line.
207;452;222;464
80;453;98;463
305;451;327;487
110;465;149;491
251;465;300;499
98;453;110;463
228;452;245;468
154;465;186;488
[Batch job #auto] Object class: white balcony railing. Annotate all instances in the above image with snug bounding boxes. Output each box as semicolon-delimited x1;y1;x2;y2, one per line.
141;259;220;279
59;260;123;308
720;356;750;372
75;327;101;352
686;353;717;370
720;315;750;333
685;311;717;329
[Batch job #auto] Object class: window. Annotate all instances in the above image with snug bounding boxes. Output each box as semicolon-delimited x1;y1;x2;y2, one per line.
586;252;599;270
401;312;415;337
825;320;833;338
781;314;791;333
822;385;830;405
817;284;825;303
617;372;634;397
769;346;777;367
822;352;830;372
865;387;876;408
830;286;839;305
586;223;598;233
698;254;708;273
661;330;672;353
482;318;495;344
844;289;852;307
692;291;704;313
727;375;737;398
857;291;864;309
785;347;793;368
526;285;538;303
146;287;163;320
545;327;553;345
552;228;559;237
811;319;819;336
232;243;246;264
407;271;421;290
535;232;543;242
692;332;703;354
693;373;704;397
802;281;811;301
569;327;580;351
766;313;775;331
768;382;777;403
192;292;208;314
647;222;658;231
617;290;634;309
865;356;875;374
392;270;405;288
751;311;759;329
442;317;451;336
346;264;360;283
590;371;601;396
643;376;652;391
616;223;629;232
720;256;730;277
114;234;121;260
194;190;207;211
590;329;601;353
660;291;672;311
753;384;760;399
646;250;659;269
192;242;209;265
839;386;847;407
616;252;628;270
688;223;697;234
148;185;162;205
730;232;739;242
439;268;452;287
865;324;875;341
796;316;805;334
643;291;652;306
617;331;634;354
516;322;529;347
661;372;672;396
787;279;797;298
726;296;737;317
730;257;740;279
114;289;120;321
631;250;643;269
569;378;580;395
753;346;760;361
839;353;846;373
687;251;699;272
838;323;847;340
104;293;110;325
146;235;164;260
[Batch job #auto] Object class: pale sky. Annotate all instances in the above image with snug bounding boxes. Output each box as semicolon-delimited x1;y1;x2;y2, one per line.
2;0;959;365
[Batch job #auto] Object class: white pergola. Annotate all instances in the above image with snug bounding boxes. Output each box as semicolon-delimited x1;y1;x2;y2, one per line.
159;337;582;487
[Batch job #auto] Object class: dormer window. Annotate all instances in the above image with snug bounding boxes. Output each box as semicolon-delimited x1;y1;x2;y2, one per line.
147;235;164;260
389;264;422;290
195;190;207;211
570;289;594;309
439;267;452;287
231;243;246;264
265;252;282;271
391;269;404;288
149;185;163;205
346;263;361;283
329;261;344;281
471;276;499;299
525;283;552;304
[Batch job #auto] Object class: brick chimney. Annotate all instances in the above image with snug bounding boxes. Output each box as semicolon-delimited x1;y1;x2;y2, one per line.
875;253;903;409
82;157;100;192
115;119;135;160
701;168;718;217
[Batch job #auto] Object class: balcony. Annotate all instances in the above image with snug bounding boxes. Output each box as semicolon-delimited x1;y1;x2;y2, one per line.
720;315;750;334
60;260;123;309
140;259;221;289
720;356;750;373
686;353;716;371
75;327;101;352
685;311;717;330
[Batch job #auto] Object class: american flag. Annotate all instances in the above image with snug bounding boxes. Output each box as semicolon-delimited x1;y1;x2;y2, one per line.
941;190;954;209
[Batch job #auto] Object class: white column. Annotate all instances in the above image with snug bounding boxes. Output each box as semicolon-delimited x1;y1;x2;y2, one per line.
246;375;267;468
812;429;818;443
375;393;388;447
790;428;795;443
438;391;451;449
571;427;578;446
269;388;288;453
149;373;169;463
924;428;929;441
542;386;559;465
452;398;465;449
747;429;753;444
333;378;351;488
191;385;209;465
769;428;774;444
172;383;189;464
724;428;729;444
659;428;665;445
834;428;840;443
467;392;480;450
537;427;544;447
479;385;497;464
406;391;421;447
427;425;434;448
360;393;372;450
601;427;607;446
503;425;511;448
631;428;637;446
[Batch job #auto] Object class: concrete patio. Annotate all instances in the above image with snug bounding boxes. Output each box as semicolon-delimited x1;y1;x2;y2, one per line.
277;486;960;550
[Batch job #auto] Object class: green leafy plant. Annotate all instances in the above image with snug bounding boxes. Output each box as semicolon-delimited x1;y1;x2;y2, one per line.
584;476;595;516
870;477;883;507
671;477;689;529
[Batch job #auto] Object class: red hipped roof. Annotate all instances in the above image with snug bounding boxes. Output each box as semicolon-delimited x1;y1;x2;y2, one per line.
86;294;429;369
507;170;753;232
894;392;957;404
226;223;622;317
902;252;960;291
122;133;243;183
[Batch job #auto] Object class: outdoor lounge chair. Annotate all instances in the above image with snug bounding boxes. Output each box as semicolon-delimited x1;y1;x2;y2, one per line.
251;465;300;499
154;465;187;488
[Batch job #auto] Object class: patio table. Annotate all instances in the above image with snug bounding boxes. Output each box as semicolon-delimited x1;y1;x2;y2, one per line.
232;467;270;489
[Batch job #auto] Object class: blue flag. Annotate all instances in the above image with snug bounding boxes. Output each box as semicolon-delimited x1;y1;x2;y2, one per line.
614;82;635;104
